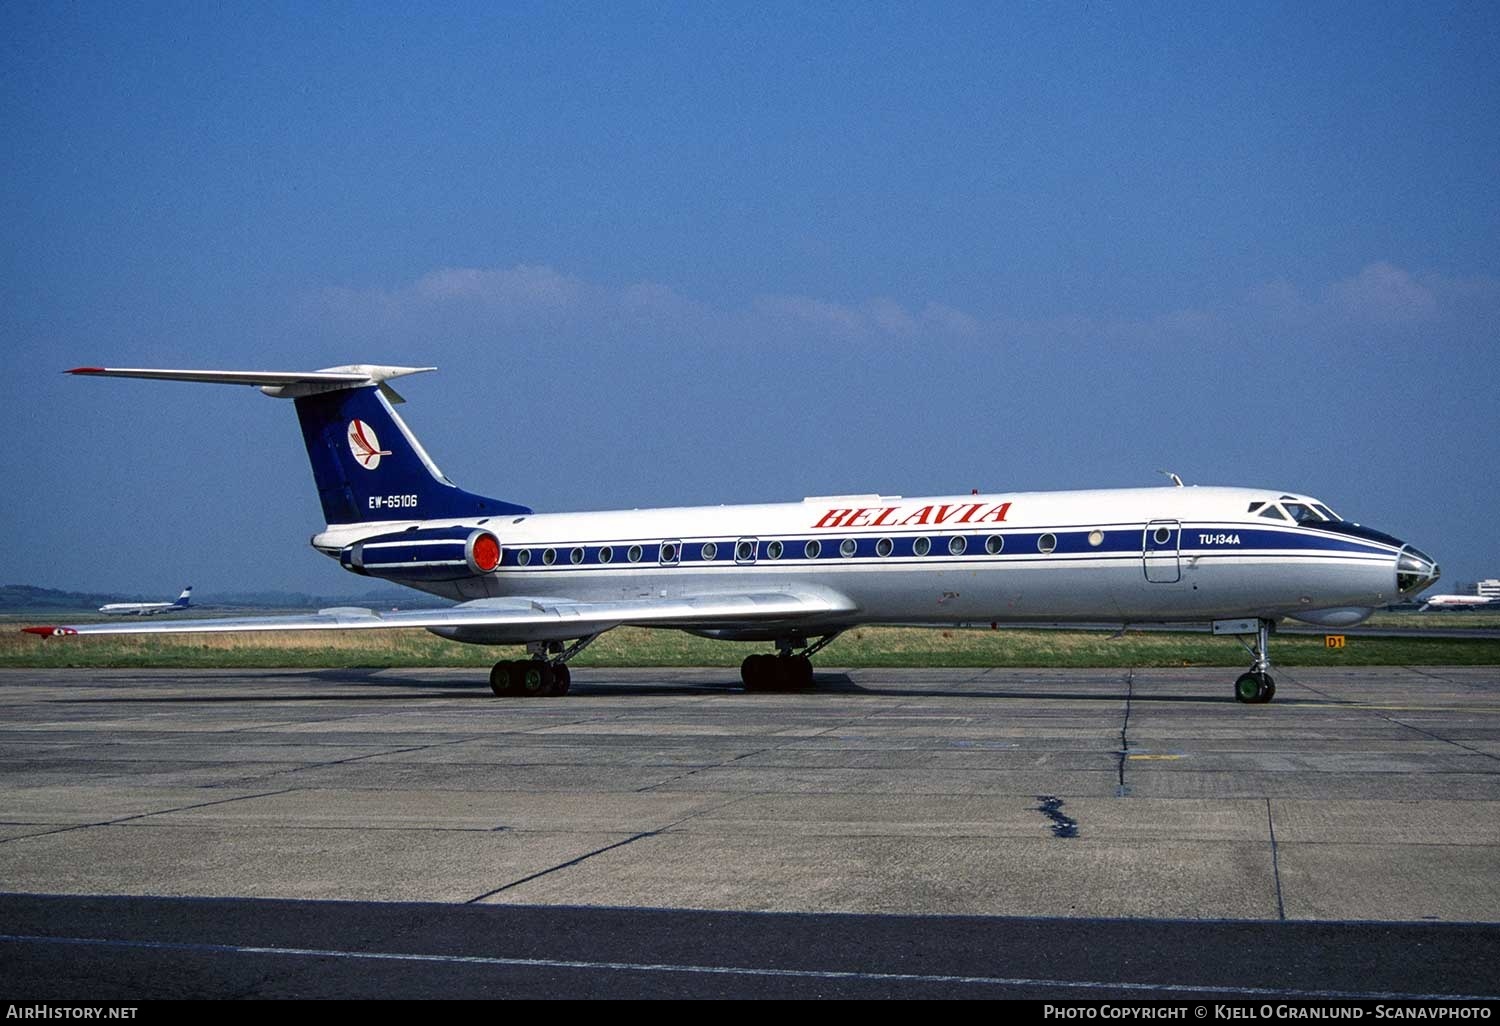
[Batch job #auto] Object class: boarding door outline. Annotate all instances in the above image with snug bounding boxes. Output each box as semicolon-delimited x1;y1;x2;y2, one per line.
1143;520;1182;583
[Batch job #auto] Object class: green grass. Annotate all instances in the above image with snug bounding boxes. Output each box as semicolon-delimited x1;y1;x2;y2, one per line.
2;622;1496;670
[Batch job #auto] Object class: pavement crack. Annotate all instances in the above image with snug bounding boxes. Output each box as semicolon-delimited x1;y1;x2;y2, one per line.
1267;799;1286;921
1115;668;1135;796
0;787;299;843
1296;673;1500;764
464;830;659;903
218;734;489;786
633;724;846;793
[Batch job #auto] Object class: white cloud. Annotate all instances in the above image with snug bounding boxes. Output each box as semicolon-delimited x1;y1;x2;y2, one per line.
1323;261;1438;324
319;264;983;346
313;260;1496;357
413;265;586;308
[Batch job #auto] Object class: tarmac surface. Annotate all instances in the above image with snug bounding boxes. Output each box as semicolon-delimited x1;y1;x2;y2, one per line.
1;664;1497;998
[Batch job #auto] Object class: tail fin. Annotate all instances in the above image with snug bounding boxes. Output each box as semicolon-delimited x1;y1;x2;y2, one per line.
293;384;531;522
174;587;192;607
69;364;531;524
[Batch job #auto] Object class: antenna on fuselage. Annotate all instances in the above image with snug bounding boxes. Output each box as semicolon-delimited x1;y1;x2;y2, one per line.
1157;470;1185;487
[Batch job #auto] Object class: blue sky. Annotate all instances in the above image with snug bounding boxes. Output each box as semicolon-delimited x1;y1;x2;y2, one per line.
3;2;1497;595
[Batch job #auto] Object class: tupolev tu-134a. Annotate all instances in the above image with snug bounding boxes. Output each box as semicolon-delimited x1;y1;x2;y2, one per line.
24;364;1442;704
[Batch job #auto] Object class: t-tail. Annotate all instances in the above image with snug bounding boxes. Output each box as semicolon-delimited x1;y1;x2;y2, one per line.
174;587;192;608
68;364;531;524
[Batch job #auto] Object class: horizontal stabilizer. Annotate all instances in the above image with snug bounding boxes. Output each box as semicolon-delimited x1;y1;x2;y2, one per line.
68;365;436;403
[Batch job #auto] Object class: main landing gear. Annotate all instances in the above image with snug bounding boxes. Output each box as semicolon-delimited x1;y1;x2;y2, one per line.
740;632;842;692
488;635;597;698
1231;619;1277;705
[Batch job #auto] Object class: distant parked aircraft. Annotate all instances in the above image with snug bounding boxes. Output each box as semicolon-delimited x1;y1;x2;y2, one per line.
99;586;192;616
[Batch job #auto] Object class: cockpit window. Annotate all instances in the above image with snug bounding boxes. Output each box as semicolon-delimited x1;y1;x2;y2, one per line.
1312;503;1341;522
1247;502;1265;513
1283;502;1326;524
1258;505;1289;521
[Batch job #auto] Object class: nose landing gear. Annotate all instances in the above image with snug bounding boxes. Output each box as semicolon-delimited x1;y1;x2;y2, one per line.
1226;619;1276;704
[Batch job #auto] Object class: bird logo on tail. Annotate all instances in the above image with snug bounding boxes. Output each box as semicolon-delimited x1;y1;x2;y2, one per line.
347;419;392;470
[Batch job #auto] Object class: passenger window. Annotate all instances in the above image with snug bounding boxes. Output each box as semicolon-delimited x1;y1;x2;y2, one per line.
948;536;967;556
570;546;585;564
839;538;857;558
766;540;783;560
701;542;718;561
804;539;822;559
1038;533;1057;553
628;544;643;563
913;537;931;557
599;546;613;564
876;537;893;557
517;549;532;567
986;535;1004;555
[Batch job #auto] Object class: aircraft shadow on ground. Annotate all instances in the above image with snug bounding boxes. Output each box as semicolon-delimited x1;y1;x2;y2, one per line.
47;669;1330;705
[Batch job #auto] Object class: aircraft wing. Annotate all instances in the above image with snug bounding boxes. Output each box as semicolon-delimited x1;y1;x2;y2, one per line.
22;589;859;643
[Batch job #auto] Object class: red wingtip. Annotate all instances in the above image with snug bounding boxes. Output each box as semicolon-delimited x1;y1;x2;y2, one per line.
67;367;106;375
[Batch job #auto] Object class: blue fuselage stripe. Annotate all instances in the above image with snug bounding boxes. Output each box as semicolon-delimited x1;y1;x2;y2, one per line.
492;524;1394;572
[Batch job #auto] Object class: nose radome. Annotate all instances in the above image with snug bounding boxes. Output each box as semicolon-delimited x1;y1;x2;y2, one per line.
1396;546;1441;595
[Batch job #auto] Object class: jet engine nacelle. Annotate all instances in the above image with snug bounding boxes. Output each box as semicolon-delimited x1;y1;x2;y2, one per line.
340;527;502;581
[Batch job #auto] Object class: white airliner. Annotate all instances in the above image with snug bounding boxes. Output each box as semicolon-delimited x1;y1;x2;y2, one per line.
99;586;193;616
1420;594;1499;610
24;364;1442;704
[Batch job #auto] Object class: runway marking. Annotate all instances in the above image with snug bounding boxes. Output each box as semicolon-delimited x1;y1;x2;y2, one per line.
1127;754;1184;761
1298;704;1500;713
2;932;1496;1000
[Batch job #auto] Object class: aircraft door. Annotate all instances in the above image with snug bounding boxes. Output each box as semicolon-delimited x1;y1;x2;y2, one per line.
1143;520;1181;583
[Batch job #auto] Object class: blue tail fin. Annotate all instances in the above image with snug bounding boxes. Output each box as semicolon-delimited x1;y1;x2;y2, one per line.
174;587;192;607
294;386;531;524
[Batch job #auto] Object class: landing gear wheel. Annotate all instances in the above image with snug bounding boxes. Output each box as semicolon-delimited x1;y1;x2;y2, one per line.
740;653;762;691
782;654;814;690
490;660;523;696
741;653;781;691
1234;671;1275;704
548;664;572;696
518;660;552;697
1234;672;1259;703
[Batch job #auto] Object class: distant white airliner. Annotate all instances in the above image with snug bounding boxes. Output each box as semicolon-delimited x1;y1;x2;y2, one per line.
1420;594;1499;610
99;586;193;616
25;365;1442;704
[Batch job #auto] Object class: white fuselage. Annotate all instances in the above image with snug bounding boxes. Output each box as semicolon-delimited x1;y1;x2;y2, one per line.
312;485;1412;639
99;602;178;616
